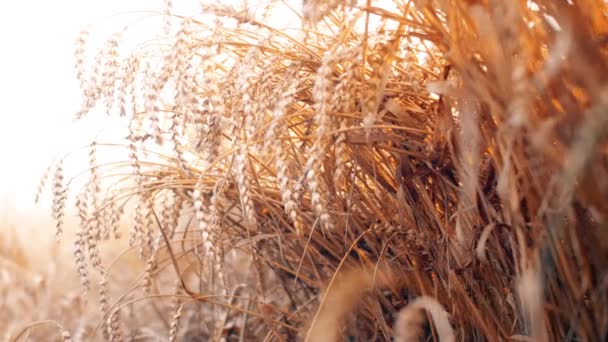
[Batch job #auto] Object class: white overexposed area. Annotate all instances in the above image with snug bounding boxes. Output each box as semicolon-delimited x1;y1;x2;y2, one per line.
0;1;158;214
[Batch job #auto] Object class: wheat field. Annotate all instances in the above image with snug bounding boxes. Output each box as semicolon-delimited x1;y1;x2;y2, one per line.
3;0;608;340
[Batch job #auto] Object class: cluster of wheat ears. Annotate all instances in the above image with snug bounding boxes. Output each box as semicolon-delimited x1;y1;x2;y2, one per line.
19;0;608;340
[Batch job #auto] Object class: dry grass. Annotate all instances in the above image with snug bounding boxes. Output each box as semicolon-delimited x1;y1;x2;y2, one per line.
9;0;608;340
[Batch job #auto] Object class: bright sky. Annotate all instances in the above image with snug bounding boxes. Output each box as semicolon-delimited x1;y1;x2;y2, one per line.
0;0;166;214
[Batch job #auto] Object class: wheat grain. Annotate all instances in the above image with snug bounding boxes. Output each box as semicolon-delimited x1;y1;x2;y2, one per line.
51;159;67;240
108;309;123;342
191;176;226;298
99;272;112;341
127;118;144;194
86;141;101;238
142;229;162;296
332;53;360;189
235;146;258;233
35;160;54;204
108;197;124;240
74;197;90;291
168;303;184;342
305;49;338;230
76;41;104;120
131;199;146;258
144;61;164;145
74;28;90;93
200;41;224;164
266;72;301;233
140;199;156;258
101;32;121;115
118;54;140;117
163;0;173;35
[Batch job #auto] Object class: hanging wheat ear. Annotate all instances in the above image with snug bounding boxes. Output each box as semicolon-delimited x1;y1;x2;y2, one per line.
51;159;67;240
168;303;184;342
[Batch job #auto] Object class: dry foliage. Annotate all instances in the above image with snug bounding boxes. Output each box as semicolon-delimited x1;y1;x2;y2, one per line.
20;0;608;340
